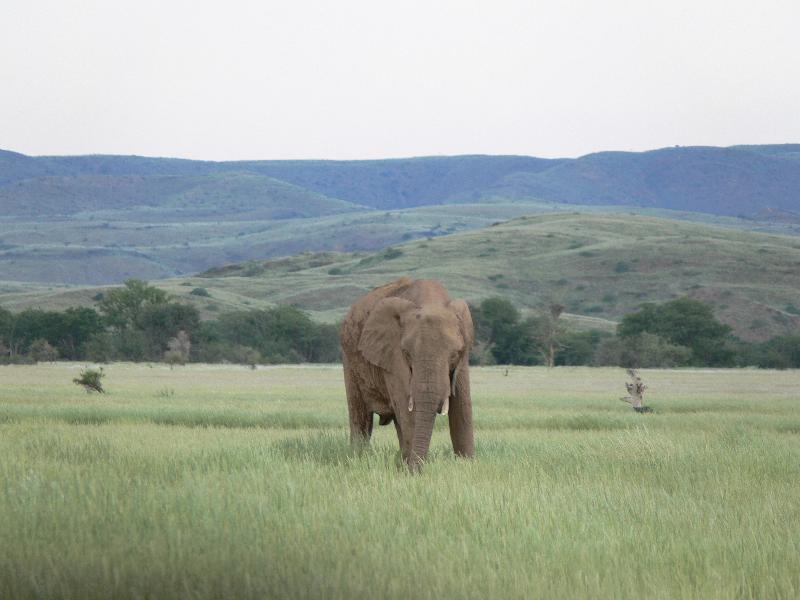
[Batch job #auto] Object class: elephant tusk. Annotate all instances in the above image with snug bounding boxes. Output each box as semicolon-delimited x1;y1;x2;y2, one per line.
408;395;414;412
440;396;449;415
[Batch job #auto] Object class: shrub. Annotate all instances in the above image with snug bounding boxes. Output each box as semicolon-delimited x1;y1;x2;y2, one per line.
614;261;631;273
73;367;105;393
190;287;210;297
164;351;186;367
227;345;263;366
594;333;691;368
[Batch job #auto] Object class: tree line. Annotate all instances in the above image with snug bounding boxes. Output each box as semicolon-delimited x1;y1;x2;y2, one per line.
1;279;798;368
0;280;339;365
470;296;800;369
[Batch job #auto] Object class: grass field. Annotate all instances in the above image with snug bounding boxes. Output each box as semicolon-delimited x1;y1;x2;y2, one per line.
6;212;800;341
1;363;799;599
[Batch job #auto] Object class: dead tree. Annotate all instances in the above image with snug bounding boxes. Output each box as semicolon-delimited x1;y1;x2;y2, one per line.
164;330;192;366
620;368;651;412
537;303;566;368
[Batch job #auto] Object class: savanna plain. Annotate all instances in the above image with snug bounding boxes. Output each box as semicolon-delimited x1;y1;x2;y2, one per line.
1;364;798;599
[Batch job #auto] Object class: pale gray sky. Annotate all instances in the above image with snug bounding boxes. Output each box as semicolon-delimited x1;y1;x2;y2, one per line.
2;0;799;160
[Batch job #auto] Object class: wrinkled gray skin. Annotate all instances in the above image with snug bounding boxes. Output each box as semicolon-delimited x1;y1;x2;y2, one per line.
340;278;474;472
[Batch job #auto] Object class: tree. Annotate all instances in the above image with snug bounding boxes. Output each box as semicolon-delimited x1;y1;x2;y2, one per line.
98;279;169;330
29;339;58;362
752;335;800;369
0;308;15;355
57;308;105;359
474;298;539;365
207;305;338;364
533;303;566;367
0;307;103;360
491;317;539;365
594;332;691;368
138;302;200;358
2;309;53;356
164;330;192;365
556;330;611;366
618;297;733;366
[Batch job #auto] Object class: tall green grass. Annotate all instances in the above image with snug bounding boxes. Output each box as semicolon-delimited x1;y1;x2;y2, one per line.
1;364;799;598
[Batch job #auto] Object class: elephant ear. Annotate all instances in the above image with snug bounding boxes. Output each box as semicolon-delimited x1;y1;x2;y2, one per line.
448;299;474;350
358;297;415;371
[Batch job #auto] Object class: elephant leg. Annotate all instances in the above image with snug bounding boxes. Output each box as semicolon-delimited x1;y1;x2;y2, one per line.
448;363;474;458
384;372;413;464
392;410;413;463
343;356;372;446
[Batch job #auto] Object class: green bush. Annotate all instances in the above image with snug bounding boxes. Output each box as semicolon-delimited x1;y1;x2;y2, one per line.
594;333;692;368
73;367;105;393
614;261;631;273
619;297;733;366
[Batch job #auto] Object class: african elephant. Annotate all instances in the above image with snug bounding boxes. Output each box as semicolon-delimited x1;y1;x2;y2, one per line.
340;277;474;472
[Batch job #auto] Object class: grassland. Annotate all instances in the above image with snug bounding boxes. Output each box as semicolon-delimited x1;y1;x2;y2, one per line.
0;201;556;285
5;212;800;340
3;191;800;286
1;363;799;599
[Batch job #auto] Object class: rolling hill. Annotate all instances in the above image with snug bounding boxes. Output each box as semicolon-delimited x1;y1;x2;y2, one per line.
0;172;357;219
4;213;799;342
2;144;800;285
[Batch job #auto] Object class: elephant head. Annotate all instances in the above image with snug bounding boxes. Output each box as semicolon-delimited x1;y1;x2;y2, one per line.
358;297;473;471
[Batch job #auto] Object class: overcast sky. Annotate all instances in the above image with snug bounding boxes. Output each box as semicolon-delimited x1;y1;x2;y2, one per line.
2;0;799;161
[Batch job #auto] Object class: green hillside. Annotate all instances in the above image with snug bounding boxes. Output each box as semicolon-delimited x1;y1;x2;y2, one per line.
5;199;799;285
0;201;564;284
3;145;800;285
4;213;799;342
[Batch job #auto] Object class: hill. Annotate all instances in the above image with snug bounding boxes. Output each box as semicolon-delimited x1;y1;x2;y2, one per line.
4;213;799;341
494;146;800;216
0;172;357;219
3;144;800;215
3;144;800;285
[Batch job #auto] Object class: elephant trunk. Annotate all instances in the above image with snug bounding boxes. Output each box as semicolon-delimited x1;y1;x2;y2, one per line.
409;358;448;473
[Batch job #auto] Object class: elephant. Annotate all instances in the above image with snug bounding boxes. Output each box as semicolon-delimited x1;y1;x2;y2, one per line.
340;277;474;472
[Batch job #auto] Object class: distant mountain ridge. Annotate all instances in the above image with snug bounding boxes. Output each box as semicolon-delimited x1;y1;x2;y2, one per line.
2;144;800;216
